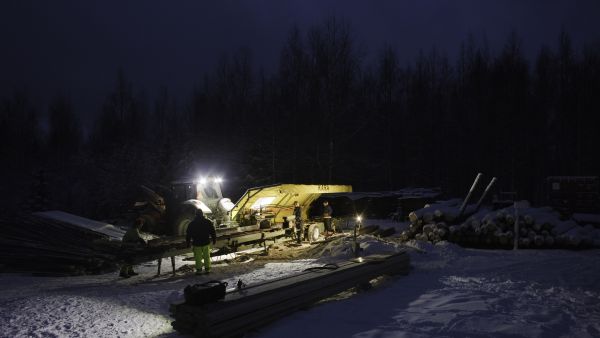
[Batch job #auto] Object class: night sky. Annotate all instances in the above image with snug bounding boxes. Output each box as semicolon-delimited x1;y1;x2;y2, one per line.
2;1;599;127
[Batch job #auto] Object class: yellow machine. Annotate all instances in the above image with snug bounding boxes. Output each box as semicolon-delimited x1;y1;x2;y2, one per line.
135;180;351;245
230;184;353;241
231;184;351;223
130;183;353;263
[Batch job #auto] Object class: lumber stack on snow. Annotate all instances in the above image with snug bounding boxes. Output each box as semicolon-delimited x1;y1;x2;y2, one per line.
399;201;600;249
0;214;121;275
34;210;126;239
0;213;191;275
170;252;410;337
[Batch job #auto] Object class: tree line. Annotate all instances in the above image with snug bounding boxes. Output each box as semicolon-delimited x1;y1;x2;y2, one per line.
1;17;599;219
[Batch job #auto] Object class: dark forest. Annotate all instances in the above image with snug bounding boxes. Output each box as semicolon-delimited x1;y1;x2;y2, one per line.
2;18;599;219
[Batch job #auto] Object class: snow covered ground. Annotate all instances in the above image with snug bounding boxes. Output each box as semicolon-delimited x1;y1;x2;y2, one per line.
1;227;600;338
258;241;600;338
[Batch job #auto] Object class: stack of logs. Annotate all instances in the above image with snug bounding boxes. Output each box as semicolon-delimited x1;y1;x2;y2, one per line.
398;200;600;249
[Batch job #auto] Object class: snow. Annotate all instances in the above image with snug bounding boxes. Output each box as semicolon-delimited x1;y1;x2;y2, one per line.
2;231;600;338
257;242;600;338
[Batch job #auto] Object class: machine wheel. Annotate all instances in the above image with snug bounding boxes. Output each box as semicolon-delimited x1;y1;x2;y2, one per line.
307;224;321;243
174;209;196;235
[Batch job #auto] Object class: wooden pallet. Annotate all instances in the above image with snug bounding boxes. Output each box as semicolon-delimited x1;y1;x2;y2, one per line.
171;251;410;337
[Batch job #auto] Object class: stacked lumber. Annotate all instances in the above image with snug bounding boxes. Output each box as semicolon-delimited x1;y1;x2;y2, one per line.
399;202;600;249
92;235;191;262
0;214;191;275
170;252;410;337
0;211;297;276
0;215;120;275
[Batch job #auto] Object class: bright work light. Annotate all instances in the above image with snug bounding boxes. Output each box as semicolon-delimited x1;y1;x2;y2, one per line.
214;177;223;183
199;177;207;185
356;215;362;222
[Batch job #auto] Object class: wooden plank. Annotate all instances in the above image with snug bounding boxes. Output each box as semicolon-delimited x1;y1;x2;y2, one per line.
206;267;409;338
171;257;391;317
176;262;410;337
172;252;410;337
203;254;408;322
174;254;408;314
206;262;409;335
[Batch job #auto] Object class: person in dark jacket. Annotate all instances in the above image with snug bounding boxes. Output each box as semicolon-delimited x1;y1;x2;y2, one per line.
120;218;147;278
293;201;302;244
282;216;293;238
186;209;217;275
323;200;333;235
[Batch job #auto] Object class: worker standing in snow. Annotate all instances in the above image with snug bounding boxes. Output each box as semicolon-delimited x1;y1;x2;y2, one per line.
186;209;217;275
322;200;333;235
293;201;303;244
119;218;147;278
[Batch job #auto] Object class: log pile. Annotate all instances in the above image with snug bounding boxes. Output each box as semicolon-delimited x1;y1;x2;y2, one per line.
399;202;600;249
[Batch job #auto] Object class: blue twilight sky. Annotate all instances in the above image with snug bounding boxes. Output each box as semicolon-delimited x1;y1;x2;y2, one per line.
1;0;599;126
